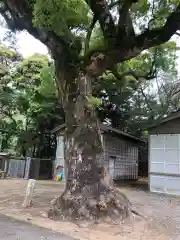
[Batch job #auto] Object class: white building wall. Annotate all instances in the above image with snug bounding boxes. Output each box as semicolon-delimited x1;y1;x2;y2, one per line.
149;134;180;195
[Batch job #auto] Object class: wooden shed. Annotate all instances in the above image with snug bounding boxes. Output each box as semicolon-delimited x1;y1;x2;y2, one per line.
148;110;180;196
52;124;143;181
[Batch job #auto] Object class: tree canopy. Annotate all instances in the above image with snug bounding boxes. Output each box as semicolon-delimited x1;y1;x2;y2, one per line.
0;1;180;76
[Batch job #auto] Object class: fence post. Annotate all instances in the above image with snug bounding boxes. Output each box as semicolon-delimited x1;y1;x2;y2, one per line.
24;157;31;179
4;156;10;178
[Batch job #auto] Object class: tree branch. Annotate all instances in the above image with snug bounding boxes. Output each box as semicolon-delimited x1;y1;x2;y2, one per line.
86;4;180;77
84;16;97;54
2;0;180;84
84;0;119;52
3;0;79;64
139;86;154;112
117;0;138;39
86;0;116;41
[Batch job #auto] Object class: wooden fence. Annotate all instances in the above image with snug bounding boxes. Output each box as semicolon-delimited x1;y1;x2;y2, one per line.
7;157;53;179
8;158;26;178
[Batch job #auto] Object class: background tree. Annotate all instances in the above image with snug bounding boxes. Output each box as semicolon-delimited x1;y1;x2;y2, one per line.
0;44;21;152
0;46;64;157
11;54;64;158
95;41;179;137
1;0;180;224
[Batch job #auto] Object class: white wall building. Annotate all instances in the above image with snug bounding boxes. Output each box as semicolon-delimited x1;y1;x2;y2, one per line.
149;110;180;196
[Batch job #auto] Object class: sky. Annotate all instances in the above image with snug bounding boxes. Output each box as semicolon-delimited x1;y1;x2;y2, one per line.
16;31;48;57
0;27;48;57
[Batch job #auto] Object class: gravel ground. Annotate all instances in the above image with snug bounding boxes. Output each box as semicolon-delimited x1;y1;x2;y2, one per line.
0;179;179;240
119;184;180;239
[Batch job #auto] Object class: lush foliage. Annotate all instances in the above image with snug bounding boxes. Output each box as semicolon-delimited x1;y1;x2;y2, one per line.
33;0;90;36
30;0;180;56
0;45;64;156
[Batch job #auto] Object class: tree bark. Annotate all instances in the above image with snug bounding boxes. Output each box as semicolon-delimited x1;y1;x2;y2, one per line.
48;70;132;226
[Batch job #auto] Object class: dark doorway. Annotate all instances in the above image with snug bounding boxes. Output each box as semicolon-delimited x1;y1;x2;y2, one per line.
39;159;53;179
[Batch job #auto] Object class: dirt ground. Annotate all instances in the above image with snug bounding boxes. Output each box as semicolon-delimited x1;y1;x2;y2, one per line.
0;179;180;240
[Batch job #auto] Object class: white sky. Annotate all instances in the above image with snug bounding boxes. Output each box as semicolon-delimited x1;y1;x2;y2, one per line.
17;31;48;57
0;27;48;56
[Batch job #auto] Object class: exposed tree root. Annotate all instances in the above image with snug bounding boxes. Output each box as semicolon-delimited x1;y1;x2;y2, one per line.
47;165;144;227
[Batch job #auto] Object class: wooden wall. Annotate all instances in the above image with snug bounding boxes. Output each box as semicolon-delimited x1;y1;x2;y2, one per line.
149;118;180;134
103;133;138;180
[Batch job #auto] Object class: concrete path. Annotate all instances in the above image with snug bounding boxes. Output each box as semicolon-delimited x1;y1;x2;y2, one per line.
0;214;74;240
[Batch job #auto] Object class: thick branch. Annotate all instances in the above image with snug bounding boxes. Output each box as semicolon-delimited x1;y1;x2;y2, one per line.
86;0;116;41
2;0;180;84
117;0;137;39
86;4;180;77
3;0;79;64
84;16;97;54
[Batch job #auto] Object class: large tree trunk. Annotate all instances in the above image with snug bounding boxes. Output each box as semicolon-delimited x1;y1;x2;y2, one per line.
48;70;133;226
